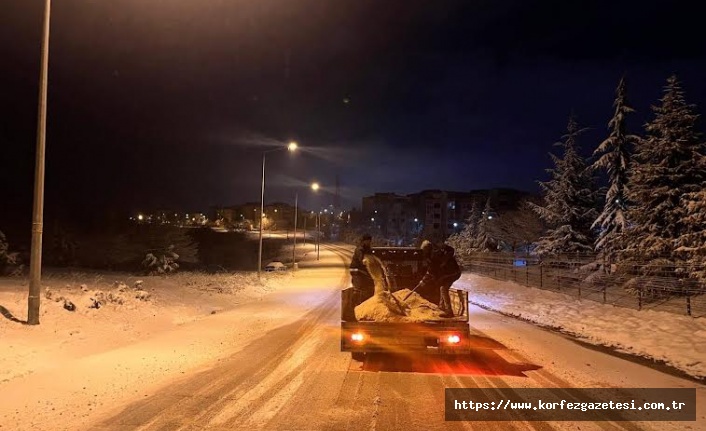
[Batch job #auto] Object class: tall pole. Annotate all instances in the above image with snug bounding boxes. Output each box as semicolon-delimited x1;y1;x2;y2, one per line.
28;0;52;325
257;153;265;278
316;213;320;260
292;192;298;267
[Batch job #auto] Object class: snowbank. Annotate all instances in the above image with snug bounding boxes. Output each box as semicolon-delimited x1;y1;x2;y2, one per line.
456;273;706;379
0;271;291;384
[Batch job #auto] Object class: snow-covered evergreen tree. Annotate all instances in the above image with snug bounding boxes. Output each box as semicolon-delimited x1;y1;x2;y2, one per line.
591;77;639;256
624;75;705;268
529;115;599;255
475;197;497;252
446;199;481;256
676;190;706;280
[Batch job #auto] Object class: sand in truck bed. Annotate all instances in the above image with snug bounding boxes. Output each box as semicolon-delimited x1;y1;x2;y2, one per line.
354;288;445;322
353;254;445;322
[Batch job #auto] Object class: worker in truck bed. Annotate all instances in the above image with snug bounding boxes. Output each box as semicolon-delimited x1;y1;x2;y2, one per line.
349;233;374;298
415;239;462;318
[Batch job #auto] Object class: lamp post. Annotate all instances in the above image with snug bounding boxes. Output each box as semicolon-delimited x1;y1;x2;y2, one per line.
292;181;319;268
27;0;52;325
317;211;321;261
307;182;321;260
258;141;298;278
292;192;298;268
303;216;307;244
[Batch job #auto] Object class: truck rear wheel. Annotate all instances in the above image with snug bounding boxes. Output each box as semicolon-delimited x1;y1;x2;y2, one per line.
351;352;366;362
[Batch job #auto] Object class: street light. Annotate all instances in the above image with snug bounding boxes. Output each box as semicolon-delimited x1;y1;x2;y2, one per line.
293;182;320;267
258;141;298;278
309;183;322;260
317;211;322;260
292;192;298;268
27;0;52;325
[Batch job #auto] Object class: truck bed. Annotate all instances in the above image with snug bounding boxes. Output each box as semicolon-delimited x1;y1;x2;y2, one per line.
340;288;471;355
341;287;469;323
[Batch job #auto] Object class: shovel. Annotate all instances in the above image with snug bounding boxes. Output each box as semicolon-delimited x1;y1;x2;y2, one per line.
402;283;422;302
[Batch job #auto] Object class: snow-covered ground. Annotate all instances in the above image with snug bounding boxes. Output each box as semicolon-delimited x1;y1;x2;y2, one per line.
0;243;339;431
3;249;704;431
0;271;288;385
456;273;706;380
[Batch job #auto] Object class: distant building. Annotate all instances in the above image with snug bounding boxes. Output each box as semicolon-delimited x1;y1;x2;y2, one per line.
357;188;535;243
361;193;415;245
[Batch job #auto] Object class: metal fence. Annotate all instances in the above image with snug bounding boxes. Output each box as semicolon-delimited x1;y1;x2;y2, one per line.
459;252;706;317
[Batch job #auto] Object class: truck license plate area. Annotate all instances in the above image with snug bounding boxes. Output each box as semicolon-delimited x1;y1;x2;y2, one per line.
424;337;439;347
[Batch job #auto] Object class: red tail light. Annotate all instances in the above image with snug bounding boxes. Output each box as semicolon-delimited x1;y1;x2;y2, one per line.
446;334;461;344
351;332;365;342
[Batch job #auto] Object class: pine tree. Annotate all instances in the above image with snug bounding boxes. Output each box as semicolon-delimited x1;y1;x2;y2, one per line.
475;197;497;252
529;115;599;255
591;77;639;257
676;190;706;280
624;75;705;268
446;199;481;256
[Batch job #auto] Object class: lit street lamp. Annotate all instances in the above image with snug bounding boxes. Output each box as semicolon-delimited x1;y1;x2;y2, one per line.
258;141;298;278
293;182;320;266
309;183;321;260
292;192;298;267
27;0;52;325
317;211;322;261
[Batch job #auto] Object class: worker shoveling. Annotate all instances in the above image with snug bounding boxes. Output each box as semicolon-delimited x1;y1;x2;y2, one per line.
354;254;445;322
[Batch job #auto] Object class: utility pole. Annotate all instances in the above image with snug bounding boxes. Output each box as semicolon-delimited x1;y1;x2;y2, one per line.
28;0;52;325
316;212;321;260
292;192;298;268
258;153;266;278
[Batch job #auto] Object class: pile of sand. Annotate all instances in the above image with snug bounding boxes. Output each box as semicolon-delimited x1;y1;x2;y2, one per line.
354;288;444;322
354;254;445;322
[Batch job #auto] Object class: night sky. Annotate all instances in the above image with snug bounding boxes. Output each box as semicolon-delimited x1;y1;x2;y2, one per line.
2;0;706;231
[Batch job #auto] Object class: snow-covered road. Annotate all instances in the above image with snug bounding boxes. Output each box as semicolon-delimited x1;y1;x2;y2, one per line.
1;244;703;430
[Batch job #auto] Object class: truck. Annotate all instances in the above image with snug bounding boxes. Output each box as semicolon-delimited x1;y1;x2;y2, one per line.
341;246;471;360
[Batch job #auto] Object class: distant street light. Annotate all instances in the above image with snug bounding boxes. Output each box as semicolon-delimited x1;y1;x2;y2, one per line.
292;182;318;269
316;211;321;261
258;141;298;278
27;0;52;325
292;192;298;267
309;183;321;261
